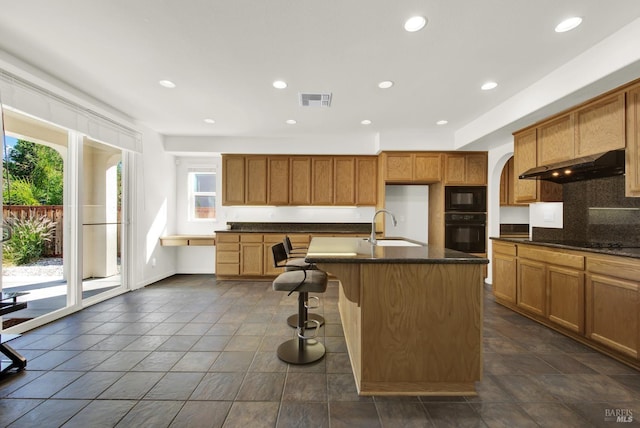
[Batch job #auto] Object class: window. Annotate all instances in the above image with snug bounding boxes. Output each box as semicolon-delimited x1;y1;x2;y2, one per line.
188;171;216;220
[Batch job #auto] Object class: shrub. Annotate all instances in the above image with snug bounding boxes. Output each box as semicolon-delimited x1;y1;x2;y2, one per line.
3;213;56;265
3;178;40;205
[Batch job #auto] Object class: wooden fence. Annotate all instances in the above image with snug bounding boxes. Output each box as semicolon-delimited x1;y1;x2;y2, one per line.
2;205;64;256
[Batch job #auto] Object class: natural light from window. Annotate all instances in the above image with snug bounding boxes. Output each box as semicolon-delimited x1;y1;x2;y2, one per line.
189;171;216;220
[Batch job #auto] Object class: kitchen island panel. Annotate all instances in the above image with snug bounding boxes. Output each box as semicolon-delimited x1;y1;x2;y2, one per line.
317;254;484;396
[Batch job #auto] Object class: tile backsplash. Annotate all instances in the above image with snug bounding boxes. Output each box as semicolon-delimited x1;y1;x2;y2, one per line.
532;175;640;245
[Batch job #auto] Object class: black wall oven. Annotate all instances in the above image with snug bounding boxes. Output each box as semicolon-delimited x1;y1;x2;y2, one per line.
445;186;487;212
445;212;486;253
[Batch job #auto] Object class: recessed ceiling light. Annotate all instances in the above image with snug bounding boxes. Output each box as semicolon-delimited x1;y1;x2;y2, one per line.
285;119;297;125
404;16;427;32
158;80;176;88
273;80;287;89
555;17;582;33
361;119;372;125
378;80;394;89
481;81;498;90
204;118;216;124
436;120;448;125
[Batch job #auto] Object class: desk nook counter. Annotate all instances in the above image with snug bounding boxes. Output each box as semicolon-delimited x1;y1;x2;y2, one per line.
305;237;488;396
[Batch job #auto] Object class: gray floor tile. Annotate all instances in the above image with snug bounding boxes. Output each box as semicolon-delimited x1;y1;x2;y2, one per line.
170;401;231;428
223;401;279;428
61;399;136;428
7;399;89;428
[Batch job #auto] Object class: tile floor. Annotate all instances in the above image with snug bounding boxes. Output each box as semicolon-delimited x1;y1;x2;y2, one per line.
1;274;639;427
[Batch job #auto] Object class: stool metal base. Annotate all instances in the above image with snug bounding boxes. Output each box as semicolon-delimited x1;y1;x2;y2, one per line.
276;339;325;365
287;313;325;329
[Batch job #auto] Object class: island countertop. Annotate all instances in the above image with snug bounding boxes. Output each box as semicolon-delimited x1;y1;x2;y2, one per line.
306;236;485;396
305;236;489;264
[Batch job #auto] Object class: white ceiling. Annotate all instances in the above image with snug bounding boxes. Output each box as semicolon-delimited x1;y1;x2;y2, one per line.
2;1;640;152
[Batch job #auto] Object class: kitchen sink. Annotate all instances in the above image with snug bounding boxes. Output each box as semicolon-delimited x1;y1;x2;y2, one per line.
372;239;422;247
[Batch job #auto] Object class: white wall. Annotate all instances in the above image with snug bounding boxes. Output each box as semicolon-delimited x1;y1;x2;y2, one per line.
384;185;429;243
134;124;178;288
499;206;529;225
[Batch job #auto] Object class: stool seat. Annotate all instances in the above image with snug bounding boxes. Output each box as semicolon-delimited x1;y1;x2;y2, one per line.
273;270;328;294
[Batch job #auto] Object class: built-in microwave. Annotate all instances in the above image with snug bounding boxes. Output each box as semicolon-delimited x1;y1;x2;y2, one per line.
445;186;487;212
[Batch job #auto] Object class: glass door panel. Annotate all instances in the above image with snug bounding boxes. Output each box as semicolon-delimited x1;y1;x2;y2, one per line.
81;139;123;300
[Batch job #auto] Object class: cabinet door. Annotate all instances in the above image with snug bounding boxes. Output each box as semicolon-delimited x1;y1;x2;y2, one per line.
627;85;640;197
547;266;585;333
414;153;442;182
537;114;574;165
444;154;466;184
586;274;639;358
517;258;546;316
312;157;334;205
384;153;413;182
267;157;289;205
240;243;263;276
465;153;487;185
263;234;286;276
222;155;245;205
245;156;268;205
334;157;356;205
290;157;312;205
493;249;517;303
355;157;378;205
575;93;625;157
513;129;539;203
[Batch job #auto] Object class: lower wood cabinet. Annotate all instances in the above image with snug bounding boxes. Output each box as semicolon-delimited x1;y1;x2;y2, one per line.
547;265;585;334
517;258;546;316
492;239;638;368
492;242;517;303
216;232;313;279
586;254;640;359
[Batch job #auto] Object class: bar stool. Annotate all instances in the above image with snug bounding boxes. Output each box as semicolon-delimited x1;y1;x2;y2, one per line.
272;269;328;364
283;235;307;258
271;244;325;329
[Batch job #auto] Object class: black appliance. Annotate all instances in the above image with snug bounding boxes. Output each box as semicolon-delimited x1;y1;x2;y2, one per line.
445;212;486;253
445;186;487;212
519;149;625;184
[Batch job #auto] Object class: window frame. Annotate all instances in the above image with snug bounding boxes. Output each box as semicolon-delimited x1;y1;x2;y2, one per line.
188;170;217;221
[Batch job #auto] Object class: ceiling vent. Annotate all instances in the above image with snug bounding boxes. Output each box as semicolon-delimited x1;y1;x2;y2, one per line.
299;92;332;107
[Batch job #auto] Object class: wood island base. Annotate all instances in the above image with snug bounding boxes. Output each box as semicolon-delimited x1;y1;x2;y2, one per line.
318;262;483;396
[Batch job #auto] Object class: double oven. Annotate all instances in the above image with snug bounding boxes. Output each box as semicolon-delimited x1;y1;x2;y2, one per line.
444;186;487;253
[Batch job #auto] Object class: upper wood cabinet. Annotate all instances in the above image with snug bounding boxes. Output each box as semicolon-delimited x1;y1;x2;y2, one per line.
267;156;289;205
513;129;563;204
537;114;574;165
444;153;487;185
383;152;442;183
334;157;355;205
245;156;268;205
355;157;378;205
311;157;334;205
223;154;378;206
575;93;625;157
290;157;312;205
222;155;245;205
627;84;640;197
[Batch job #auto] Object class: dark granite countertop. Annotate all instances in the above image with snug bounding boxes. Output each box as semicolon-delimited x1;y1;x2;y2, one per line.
491;237;640;259
305;237;488;264
217;222;371;234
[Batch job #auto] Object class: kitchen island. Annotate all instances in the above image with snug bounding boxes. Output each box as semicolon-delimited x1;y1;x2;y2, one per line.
305;236;488;396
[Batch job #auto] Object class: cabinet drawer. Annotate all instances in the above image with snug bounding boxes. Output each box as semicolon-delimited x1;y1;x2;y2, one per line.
241;234;263;243
519;246;584;270
216;263;240;276
189;239;215;246
263;234;286;244
493;241;517;256
216;233;240;243
217;243;239;252
587;256;640;282
217;251;240;264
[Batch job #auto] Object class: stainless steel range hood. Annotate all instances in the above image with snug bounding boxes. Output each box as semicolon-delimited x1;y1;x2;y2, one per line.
519;149;625;184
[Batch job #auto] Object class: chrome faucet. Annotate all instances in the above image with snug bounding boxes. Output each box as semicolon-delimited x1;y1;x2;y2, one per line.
369;209;397;245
